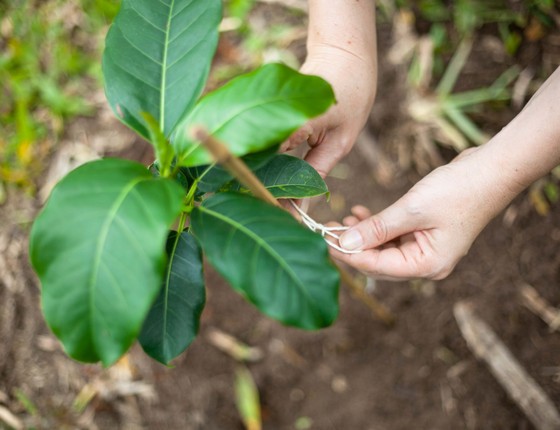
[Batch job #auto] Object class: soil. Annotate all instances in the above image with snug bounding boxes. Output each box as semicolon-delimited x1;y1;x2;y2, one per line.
1;6;560;430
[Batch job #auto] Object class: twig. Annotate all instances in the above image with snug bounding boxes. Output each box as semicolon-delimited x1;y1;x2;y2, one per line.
206;328;264;362
339;268;395;326
454;301;560;430
0;406;23;430
520;283;560;332
193;128;396;326
193;128;280;207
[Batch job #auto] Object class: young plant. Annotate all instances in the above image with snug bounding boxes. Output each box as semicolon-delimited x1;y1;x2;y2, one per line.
29;0;340;367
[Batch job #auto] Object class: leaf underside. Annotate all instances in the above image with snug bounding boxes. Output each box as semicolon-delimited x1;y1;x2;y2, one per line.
181;145;279;194
191;192;340;329
30;159;184;366
230;154;328;199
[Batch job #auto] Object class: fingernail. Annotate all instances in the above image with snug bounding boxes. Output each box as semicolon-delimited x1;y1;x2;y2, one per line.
340;230;363;250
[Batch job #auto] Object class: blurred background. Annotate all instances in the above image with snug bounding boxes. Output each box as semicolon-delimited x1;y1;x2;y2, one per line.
1;0;560;429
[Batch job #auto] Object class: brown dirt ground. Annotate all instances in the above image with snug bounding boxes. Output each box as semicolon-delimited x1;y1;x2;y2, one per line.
2;7;560;430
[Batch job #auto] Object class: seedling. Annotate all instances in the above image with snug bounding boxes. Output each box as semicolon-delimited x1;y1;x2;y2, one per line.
30;0;341;367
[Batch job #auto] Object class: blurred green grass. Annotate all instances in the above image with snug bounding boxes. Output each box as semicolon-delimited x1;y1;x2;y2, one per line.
0;0;118;192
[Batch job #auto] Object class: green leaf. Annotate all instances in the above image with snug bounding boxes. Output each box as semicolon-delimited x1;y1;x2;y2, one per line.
139;230;205;364
103;0;222;139
29;159;184;366
230;154;328;199
181;145;279;194
191;193;340;329
173;63;335;166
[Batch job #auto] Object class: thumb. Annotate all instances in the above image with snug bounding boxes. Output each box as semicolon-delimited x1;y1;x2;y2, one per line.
339;200;419;251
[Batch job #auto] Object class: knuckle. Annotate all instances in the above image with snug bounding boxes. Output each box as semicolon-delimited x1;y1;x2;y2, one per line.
401;193;424;217
365;216;388;243
338;136;354;155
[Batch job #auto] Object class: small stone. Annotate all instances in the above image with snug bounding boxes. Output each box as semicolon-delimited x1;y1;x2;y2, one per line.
331;375;348;393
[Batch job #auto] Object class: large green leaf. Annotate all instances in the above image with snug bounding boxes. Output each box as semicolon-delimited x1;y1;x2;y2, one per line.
29;159;184;366
139;230;205;364
103;0;222;139
173;63;336;166
230;154;328;199
191;193;340;329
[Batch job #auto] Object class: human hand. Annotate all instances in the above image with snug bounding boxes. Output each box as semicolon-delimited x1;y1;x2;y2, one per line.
281;47;376;178
330;146;518;280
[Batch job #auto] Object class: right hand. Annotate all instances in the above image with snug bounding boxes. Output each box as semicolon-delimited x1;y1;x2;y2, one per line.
330;146;518;280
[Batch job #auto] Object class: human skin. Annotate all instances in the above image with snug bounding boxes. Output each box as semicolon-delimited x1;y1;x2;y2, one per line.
282;0;378;178
331;66;560;280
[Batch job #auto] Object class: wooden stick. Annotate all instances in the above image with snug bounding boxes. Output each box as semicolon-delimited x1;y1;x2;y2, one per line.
454;301;560;430
339;268;395;326
194;128;395;326
520;283;560;332
0;406;23;430
193;128;281;207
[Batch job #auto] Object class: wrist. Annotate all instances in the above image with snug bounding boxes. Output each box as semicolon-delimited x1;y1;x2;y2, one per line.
307;0;377;69
305;42;376;71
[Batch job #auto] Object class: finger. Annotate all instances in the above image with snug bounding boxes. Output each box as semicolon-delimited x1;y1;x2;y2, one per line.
278;199;301;219
351;205;372;220
338;198;421;251
343;216;359;226
451;146;478;163
332;244;428;280
304;138;346;178
280;124;314;153
324;221;342;229
382;241;397;249
279;198;312;220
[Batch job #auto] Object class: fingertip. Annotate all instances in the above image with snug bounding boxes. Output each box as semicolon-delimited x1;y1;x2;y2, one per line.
351;205;372;219
279;142;291;153
343;216;359;226
339;228;364;251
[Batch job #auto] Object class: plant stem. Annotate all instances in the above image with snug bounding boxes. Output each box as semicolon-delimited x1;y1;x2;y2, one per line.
193;127;395;326
184;178;200;206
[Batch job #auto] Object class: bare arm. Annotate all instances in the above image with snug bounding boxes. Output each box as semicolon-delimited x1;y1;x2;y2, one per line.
307;0;377;64
492;67;560;194
283;0;377;177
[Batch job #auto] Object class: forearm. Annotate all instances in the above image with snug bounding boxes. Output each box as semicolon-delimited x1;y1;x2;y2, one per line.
488;67;560;197
307;0;377;69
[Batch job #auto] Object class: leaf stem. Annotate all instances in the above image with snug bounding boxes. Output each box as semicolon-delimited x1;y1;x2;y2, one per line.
177;210;187;234
184;178;200;207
